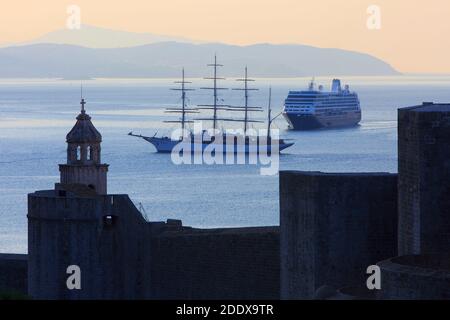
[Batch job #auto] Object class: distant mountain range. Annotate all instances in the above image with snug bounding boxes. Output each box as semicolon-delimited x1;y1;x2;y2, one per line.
15;24;199;48
0;25;399;78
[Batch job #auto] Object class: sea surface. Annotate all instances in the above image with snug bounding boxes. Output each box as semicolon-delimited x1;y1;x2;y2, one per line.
1;75;450;253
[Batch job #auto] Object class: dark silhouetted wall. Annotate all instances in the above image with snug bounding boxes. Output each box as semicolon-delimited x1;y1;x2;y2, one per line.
151;227;279;299
398;103;450;255
280;171;397;299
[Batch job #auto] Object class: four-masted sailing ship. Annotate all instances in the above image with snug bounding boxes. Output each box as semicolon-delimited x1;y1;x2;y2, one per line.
128;56;294;154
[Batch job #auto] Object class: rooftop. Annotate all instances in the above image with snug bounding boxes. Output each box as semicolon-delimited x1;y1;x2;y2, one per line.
280;171;395;177
66;99;102;143
402;102;450;113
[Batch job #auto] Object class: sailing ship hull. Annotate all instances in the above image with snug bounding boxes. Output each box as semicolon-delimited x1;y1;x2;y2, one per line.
140;136;293;154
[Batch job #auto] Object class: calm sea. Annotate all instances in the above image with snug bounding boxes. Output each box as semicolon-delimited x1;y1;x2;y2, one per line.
1;75;450;253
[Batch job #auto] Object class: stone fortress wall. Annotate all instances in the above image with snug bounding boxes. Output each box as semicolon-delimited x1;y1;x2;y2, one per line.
0;254;27;296
150;225;279;299
280;171;398;299
26;189;279;299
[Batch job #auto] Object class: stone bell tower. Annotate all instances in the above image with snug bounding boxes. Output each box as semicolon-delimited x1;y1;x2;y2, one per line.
58;98;108;194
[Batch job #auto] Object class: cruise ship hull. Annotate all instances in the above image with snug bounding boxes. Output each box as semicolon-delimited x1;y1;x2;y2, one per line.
283;111;361;130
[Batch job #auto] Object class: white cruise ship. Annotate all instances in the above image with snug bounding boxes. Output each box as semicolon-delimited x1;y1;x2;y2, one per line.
282;79;361;130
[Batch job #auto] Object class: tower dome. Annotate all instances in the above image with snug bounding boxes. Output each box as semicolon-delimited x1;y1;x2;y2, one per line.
66;99;102;143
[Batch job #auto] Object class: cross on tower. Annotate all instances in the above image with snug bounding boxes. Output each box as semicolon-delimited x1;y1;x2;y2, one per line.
80;98;86;113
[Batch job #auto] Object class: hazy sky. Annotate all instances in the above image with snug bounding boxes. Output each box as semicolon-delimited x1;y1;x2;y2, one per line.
1;0;449;73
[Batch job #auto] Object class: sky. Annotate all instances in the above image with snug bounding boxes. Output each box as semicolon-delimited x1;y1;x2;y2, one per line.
1;0;449;73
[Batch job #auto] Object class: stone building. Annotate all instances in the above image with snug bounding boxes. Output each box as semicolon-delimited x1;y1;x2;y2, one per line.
27;99;152;299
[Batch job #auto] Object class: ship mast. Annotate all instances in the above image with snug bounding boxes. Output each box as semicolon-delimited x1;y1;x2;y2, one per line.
225;67;263;135
180;69;187;131
212;56;218;130
266;87;282;140
267;87;272;140
231;66;262;134
196;59;263;134
164;68;197;132
197;55;229;132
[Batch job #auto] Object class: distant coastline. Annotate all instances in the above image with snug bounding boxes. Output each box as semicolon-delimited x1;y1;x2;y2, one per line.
0;42;398;79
